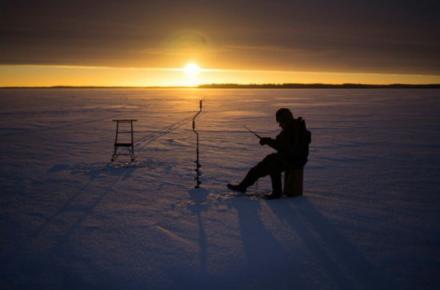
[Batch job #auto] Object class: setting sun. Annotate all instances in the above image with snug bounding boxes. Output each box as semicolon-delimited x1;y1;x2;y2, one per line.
182;62;201;86
183;63;201;78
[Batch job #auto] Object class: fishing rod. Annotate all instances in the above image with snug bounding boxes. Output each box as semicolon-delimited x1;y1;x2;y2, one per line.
192;99;203;188
243;125;262;139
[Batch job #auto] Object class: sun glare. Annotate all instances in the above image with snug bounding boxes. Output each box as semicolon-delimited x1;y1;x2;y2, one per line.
184;63;201;77
182;62;201;86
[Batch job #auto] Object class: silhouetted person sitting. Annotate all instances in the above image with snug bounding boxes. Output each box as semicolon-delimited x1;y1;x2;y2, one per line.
227;108;311;199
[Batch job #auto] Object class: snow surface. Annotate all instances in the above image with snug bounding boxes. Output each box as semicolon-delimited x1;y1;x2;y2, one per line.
1;88;439;290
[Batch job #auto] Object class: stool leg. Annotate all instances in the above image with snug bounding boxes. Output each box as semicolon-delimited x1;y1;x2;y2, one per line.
284;169;304;197
130;121;135;161
112;121;120;161
294;169;303;196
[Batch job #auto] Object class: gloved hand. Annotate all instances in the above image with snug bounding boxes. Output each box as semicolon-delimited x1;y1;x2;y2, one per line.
259;137;271;146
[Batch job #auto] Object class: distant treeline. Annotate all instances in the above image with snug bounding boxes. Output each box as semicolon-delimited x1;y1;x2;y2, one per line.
198;83;440;89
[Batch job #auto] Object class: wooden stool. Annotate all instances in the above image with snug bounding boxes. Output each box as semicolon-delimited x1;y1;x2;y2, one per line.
111;119;137;162
284;168;303;197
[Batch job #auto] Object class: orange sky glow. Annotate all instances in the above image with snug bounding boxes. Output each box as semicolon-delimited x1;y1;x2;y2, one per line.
1;1;439;87
1;64;439;87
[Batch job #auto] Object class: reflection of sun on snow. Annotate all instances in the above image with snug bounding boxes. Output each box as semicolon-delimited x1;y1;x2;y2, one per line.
183;62;201;86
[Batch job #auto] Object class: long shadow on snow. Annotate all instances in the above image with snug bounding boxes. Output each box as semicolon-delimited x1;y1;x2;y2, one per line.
230;197;312;290
31;163;137;240
266;197;393;290
3;163;138;289
169;188;235;290
158;188;211;290
175;189;299;290
187;188;209;275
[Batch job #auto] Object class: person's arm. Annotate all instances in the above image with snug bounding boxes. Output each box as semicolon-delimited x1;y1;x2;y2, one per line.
259;137;277;149
260;131;286;150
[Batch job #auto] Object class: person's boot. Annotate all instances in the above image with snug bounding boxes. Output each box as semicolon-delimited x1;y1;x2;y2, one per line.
227;167;260;193
264;193;282;200
227;183;246;193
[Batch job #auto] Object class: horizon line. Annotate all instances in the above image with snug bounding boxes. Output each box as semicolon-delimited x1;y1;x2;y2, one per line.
1;83;440;89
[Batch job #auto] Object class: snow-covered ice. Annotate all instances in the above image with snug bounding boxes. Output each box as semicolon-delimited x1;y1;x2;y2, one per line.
1;88;439;290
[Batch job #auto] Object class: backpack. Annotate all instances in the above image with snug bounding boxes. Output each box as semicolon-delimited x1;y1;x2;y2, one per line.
291;117;311;164
294;117;311;146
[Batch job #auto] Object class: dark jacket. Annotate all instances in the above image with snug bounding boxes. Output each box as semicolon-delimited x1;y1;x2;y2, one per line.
266;118;311;169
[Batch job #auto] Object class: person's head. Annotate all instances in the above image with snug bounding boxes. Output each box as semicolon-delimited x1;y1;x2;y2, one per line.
276;108;294;129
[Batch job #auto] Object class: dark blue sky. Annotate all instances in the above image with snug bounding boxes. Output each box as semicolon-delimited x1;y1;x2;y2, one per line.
1;0;439;74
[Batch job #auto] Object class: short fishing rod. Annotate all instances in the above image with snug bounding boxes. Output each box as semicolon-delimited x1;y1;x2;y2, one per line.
243;125;262;139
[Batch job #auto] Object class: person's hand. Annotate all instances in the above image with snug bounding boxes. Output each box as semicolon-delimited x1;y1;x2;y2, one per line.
259;137;271;146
